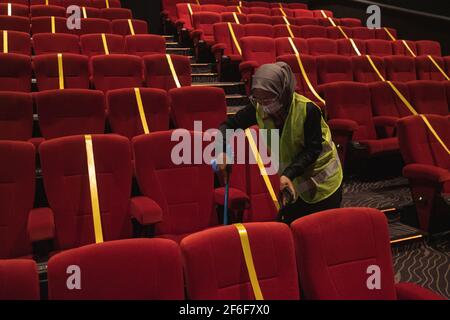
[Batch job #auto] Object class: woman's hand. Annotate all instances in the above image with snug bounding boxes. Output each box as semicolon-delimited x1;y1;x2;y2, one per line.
280;175;296;206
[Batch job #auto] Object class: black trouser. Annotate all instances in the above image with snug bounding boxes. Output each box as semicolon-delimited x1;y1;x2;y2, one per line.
278;185;343;225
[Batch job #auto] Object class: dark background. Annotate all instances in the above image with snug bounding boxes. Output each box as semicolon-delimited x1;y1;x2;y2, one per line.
122;0;450;55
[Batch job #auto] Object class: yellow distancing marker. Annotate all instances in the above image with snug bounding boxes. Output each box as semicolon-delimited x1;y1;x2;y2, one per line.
245;129;280;211
232;12;240;24
195;0;200;4
239;1;242;7
134;88;150;134
51;16;56;34
101;33;109;54
321;10;328;18
384;27;396;41
402;40;416;57
234;223;264;300
428;55;450;81
349;38;362;56
57;53;64;90
419;115;450;154
288;37;326;105
236;6;242;14
84;135;104;244
366;55;386;81
2;30;7;53
285;22;294;38
105;0;110;9
82;6;87;18
187;3;193;16
166;54;181;88
7;3;11;16
128;19;135;35
280;7;287;17
227;22;242;55
45;0;49;5
327;16;337;27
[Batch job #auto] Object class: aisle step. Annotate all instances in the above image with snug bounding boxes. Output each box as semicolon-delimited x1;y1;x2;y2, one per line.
166;47;192;56
226;94;249;107
191;63;216;73
192;81;245;95
192;72;219;83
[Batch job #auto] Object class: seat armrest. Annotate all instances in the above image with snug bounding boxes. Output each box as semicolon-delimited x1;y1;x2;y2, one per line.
373;116;399;128
214;187;250;212
403;164;450;184
328;118;359;132
28;207;55;242
130;196;163;225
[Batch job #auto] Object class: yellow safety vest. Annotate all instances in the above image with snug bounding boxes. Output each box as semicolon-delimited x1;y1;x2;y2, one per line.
255;93;343;204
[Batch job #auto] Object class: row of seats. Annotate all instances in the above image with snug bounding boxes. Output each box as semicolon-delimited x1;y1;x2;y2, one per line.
0;52;192;92
0;86;227;143
0;0;122;8
0;16;147;35
2;32;165;56
320;81;450;164
1;207;445;299
0;4;132;20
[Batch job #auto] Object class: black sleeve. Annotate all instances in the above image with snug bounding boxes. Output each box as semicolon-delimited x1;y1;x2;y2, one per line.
282;103;324;180
217;104;257;153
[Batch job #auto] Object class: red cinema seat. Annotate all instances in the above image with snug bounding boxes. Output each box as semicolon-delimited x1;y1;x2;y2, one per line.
30;4;66;17
212;22;244;63
326;26;353;40
316;17;334;27
291;207;445;299
0;53;31;92
144;54;191;91
72;6;101;18
125;34;166;57
0;16;30;33
340;18;362;27
243;23;273;37
47;238;184;300
364;39;393;57
375;27;397;40
100;8;132;21
191;11;221;46
200;4;225;13
74;18;112;35
385;56;417;82
0;0;28;4
351;27;376;40
312;9;333;18
0;31;31;55
0;92;33;141
271;7;294;17
415;56;447;81
169;86;227;131
294;17;319;26
270;16;296;26
323;82;398;161
415;40;441;57
92;54;143;92
407;80;449;115
60;0;90;7
307;38;338;56
112;19;148;36
299;25;327;38
80;33;125;57
181;222;299;300
246;14;272;25
132;131;222;243
293;9;313;18
397;115;450;233
32;33;80;55
247;6;270;15
337;38;366;56
277;54;319;104
392;40;417;57
220;12;247;24
352;55;386;83
316;55;353;84
91;0;121;8
273;24;301;38
175;3;201;32
288;3;308;10
39;134;160;252
275;37;308;56
31;16;69;34
33;53;89;90
0;141;35;259
239;36;276;91
30;0;62;5
0;260;39;300
369;81;411;137
0;3;29;17
246;1;270;8
106;87;170;139
35;89;105;139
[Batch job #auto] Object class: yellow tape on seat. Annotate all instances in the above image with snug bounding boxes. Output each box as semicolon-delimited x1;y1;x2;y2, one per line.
128;19;135;35
45;0;49;5
134;88;150;134
288;38;326;106
7;3;11;16
427;55;450;81
245;129;280;211
101;33;109;55
51;16;56;34
349;38;362;56
166;54;181;88
234;223;264;300
386;81;417;115
419;115;450;155
236;6;242;14
384;27;396;41
82;6;87;18
402;40;416;57
321;10;328;18
227;22;242;55
195;0;200;4
57;53;64;90
187;3;193;16
232;12;240;24
84;135;104;244
105;0;110;9
366;55;386;81
3;30;7;53
327;16;337;27
337;25;348;39
285;23;294;38
280;7;287;17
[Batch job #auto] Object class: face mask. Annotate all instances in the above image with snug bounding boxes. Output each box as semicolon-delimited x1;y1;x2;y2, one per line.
261;100;283;115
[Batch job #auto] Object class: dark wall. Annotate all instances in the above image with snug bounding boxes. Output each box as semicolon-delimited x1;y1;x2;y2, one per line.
122;0;162;34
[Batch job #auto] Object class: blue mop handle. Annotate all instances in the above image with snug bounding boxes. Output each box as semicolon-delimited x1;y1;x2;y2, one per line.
211;159;229;225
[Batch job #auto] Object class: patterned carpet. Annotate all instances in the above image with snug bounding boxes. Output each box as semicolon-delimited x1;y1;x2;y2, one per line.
342;177;449;299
